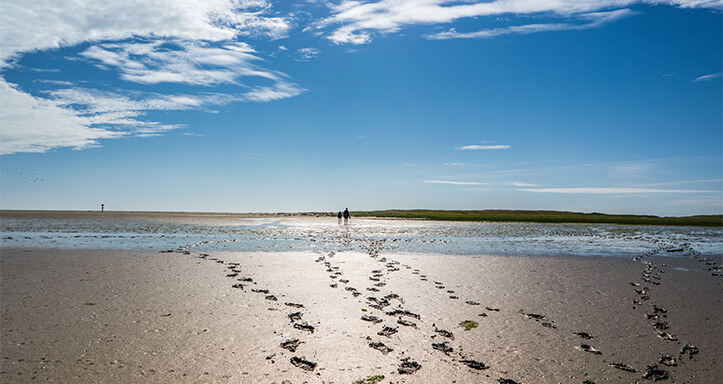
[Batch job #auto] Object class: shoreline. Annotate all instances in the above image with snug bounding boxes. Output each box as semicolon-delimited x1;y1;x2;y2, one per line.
1;246;720;383
2;209;721;227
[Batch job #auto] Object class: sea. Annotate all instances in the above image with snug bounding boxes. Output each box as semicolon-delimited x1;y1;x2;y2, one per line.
1;213;721;259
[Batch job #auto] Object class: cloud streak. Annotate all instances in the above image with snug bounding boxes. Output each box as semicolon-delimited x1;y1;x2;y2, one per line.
423;180;488;185
80;40;275;86
316;1;721;45
693;72;722;82
518;187;716;194
427;9;635;40
457;144;511;150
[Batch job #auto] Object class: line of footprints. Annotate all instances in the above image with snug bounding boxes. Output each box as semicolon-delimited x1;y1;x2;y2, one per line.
180;233;703;383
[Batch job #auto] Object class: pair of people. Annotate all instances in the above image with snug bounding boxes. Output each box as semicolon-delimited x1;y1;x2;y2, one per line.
337;208;350;224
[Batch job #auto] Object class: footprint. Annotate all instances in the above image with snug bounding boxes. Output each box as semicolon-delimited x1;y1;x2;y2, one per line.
459;360;489;370
609;362;637;372
397;318;417;328
680;344;698;359
432;342;453;355
573;332;593;339
577;344;602;354
290;356;317;371
280;339;302;352
658;354;677;367
293;322;315;333
386;309;420;319
642;364;668;381
369;341;393;355
433;327;454;340
398;358;421;374
377;326;398;337
361;315;383;324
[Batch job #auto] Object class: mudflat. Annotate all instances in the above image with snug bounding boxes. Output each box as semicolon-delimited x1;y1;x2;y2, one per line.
1;244;720;383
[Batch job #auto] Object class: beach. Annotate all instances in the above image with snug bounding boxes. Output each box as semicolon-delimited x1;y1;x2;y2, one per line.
1;250;721;382
1;215;721;383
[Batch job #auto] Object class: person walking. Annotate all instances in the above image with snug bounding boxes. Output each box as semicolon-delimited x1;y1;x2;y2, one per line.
337;211;342;224
343;208;350;224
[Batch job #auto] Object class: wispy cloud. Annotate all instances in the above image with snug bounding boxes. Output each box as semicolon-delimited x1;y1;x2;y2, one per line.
243;82;306;102
80;40;282;86
444;162;490;167
316;1;720;45
427;9;635;40
506;181;538;187
457;144;511;150
0;0;289;65
0;81;122;155
518;187;716;194
0;1;300;155
644;178;723;187
34;79;75;86
296;47;321;61
423;180;488;185
2;86;239;151
693;72;722;82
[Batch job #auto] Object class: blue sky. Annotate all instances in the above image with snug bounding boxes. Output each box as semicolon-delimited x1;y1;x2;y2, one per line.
0;0;721;216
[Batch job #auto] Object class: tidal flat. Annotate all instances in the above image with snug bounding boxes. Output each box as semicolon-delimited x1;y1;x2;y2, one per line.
1;212;721;383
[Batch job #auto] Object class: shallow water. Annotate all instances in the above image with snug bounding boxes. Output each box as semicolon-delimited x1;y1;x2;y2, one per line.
1;215;720;259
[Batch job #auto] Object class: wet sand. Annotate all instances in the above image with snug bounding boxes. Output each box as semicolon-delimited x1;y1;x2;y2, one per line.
1;245;720;383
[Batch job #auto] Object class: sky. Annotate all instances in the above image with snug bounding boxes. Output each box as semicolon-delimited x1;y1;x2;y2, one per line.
0;0;721;216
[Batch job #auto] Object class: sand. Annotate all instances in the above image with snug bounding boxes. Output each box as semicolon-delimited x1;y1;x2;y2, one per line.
1;243;721;383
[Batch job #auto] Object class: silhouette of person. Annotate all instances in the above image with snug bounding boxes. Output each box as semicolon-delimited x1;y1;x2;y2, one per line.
343;208;350;224
101;204;104;213
337;211;342;224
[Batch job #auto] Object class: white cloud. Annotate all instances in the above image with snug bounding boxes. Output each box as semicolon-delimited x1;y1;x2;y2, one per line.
34;79;75;86
0;0;289;64
329;27;372;45
45;88;238;136
0;0;298;155
243;82;306;102
428;9;635;40
506;181;538;187
518;187;716;194
693;72;722;82
317;1;720;44
457;144;511;150
645;178;723;187
0;81;122;155
0;81;243;154
80;40;282;86
48;88;230;114
423;180;488;185
297;47;321;60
